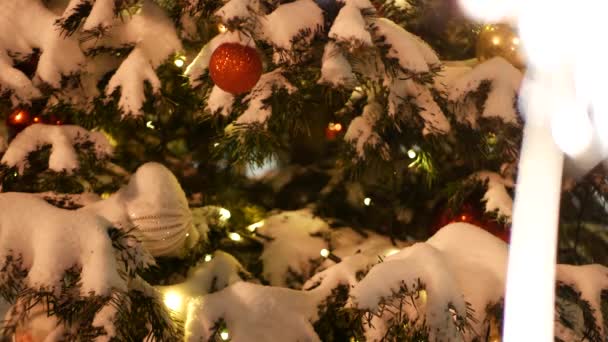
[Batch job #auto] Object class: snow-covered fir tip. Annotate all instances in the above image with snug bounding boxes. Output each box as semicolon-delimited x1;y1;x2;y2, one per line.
1;124;113;175
344;101;389;159
329;4;373;48
215;0;260;23
0;0;83;103
257;209;330;288
0;0;180;115
185;281;320;342
101;0;181;115
158;251;249;319
0;192;124;295
262;0;323;52
373;18;440;74
236;69;297;125
349;223;508;341
448;57;523;127
556;264;608;339
319;42;356;87
472;171;514;221
206;86;235;116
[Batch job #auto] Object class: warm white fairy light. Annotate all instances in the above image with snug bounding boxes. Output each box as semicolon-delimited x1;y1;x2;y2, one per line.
146;121;155;129
218;23;228;33
407;149;417;159
163;291;183;312
418;289;428;304
320;248;330;258
204;254;213;262
220;329;230;341
384;248;400;257
363;197;372;206
247;221;264;232
228;232;241;242
219;208;231;221
328;122;343;132
174;58;185;68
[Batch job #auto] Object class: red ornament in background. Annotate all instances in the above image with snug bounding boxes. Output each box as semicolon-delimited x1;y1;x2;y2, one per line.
209;43;263;95
431;202;510;243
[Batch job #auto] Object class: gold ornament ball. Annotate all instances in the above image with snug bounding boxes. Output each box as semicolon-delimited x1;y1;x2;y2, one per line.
476;24;525;70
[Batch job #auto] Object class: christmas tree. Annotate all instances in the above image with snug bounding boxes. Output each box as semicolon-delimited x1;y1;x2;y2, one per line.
0;0;606;341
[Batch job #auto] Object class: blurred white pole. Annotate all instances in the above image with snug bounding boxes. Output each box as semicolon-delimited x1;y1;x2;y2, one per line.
456;1;602;340
502;74;565;341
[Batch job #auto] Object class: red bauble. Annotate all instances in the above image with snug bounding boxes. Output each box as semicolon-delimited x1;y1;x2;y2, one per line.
209;43;263;95
431;203;510;243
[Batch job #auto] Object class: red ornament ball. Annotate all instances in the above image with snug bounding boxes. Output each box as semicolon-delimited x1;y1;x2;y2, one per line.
209;43;263;95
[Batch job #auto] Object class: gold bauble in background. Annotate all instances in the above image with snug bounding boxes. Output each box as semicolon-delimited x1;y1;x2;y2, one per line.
476;24;525;70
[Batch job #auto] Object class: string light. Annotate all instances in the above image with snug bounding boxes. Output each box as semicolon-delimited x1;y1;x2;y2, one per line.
204;254;213;262
13;111;25;123
418;289;428;304
101;192;111;200
220;329;230;341
320;248;342;263
247;221;264;232
218;23;228;33
407;149;417;159
32;116;41;123
384;248;400;257
163;291;183;312
228;232;241;241
174;55;186;68
146;121;156;129
219;208;231;221
327;122;343;132
363;197;372;206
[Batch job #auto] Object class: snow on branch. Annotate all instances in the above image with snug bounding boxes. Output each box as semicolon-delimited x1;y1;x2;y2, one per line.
471;171;514;221
448;57;523;127
304;228;406;299
556;264;608;339
373;18;440;74
216;0;260;24
0;0;84;103
261;0;323;51
319;42;356;87
185;282;320;342
350;223;508;341
329;4;373;48
0;193;125;295
344;101;389;159
1;124;113;174
256;210;330;288
0;0;180;115
159;251;249;320
58;0;116;33
100;0;182;115
235;69;297;125
206;86;235;116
